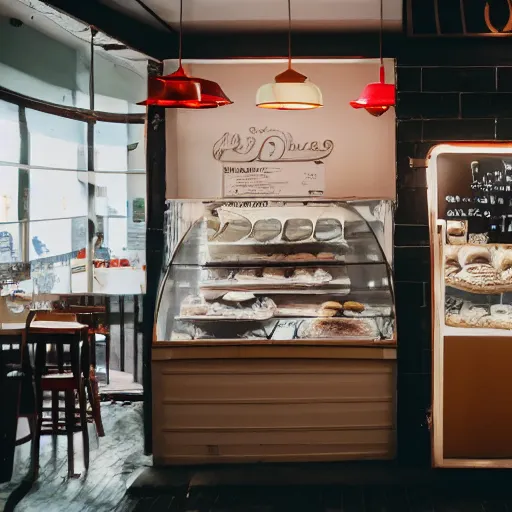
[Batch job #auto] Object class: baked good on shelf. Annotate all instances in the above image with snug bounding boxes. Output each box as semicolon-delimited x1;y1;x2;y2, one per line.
490;304;512;317
297;318;379;339
458;246;492;267
446;301;512;330
468;233;489;245
223;291;256;302
180;295;209;316
292;268;332;284
343;301;365;313
317;301;343;318
446;221;467;245
234;269;260;281
317;252;336;260
449;263;499;291
285;253;315;262
262;267;287;280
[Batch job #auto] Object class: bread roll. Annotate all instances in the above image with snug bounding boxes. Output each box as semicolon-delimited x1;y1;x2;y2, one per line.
321;301;343;311
447;221;466;236
458;246;491;267
343;301;365;313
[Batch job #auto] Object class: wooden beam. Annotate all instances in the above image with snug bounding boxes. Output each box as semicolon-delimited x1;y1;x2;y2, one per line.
42;0;176;61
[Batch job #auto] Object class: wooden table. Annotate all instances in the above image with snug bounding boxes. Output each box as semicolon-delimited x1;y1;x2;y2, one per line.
0;321;88;335
0;320;104;470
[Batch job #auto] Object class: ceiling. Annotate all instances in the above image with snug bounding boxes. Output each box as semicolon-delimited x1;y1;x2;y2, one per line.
97;0;403;32
0;0;150;68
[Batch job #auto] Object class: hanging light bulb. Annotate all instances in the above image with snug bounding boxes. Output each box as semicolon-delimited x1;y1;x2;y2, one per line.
256;0;323;110
138;0;232;108
350;0;395;116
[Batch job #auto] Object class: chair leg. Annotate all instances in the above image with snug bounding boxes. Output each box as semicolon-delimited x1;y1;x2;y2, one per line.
105;335;110;385
51;391;59;434
79;379;89;472
64;390;75;478
86;367;105;437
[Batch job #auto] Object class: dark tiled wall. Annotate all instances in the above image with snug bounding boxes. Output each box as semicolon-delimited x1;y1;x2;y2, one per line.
395;64;512;465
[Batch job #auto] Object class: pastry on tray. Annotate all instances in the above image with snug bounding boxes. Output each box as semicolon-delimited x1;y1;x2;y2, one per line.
446;300;512;330
446;220;467;245
262;267;287;280
297;318;379;339
317;301;343;318
179;295;209;316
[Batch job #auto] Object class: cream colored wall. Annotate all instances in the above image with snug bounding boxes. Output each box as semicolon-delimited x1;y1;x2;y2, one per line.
165;59;396;200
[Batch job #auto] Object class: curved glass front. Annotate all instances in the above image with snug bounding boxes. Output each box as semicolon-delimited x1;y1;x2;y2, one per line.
156;200;395;343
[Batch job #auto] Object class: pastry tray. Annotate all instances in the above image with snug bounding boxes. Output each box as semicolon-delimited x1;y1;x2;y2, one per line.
199;277;348;289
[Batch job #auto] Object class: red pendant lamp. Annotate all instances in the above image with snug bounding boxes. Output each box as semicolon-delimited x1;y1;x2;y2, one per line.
350;0;395;116
138;0;232;108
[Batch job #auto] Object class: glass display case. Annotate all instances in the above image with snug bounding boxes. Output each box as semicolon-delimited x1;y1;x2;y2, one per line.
155;199;395;344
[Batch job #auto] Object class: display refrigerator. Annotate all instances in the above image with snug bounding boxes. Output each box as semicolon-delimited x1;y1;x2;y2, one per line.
428;143;512;468
152;198;397;465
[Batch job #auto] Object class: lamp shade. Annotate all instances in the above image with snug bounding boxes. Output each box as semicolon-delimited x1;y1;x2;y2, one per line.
256;68;323;110
138;66;232;109
350;65;395;117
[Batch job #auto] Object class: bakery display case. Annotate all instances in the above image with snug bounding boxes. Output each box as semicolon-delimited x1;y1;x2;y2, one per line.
428;144;512;468
155;199;395;345
152;199;397;466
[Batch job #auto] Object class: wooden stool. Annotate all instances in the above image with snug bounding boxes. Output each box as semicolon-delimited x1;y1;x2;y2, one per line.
31;315;89;479
0;341;36;483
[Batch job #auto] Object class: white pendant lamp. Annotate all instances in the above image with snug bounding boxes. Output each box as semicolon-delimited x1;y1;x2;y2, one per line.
256;0;323;110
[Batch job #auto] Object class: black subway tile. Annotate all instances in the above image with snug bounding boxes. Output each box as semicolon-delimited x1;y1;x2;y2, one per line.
461;92;512;118
422;67;496;92
422;118;495;141
397;120;423;142
398;373;432;410
394;246;431;282
397;67;422;92
395;187;428;224
496;118;512;140
395;224;430;246
394;282;426;309
397;92;460;120
497;67;512;92
398;168;428;188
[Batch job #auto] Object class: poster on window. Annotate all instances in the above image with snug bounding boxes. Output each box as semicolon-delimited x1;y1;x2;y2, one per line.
213;127;333;198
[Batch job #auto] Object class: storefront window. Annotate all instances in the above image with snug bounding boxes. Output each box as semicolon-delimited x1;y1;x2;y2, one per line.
0;100;21;164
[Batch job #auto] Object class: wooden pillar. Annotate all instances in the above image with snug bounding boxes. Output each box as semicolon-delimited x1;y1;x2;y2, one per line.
142;60;166;455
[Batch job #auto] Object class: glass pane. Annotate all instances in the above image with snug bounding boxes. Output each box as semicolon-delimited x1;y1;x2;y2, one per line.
0;223;22;264
93;39;147;115
29;168;88;221
27;109;87;170
0;165;20;223
0;100;21;164
29;218;86;262
157;200;395;342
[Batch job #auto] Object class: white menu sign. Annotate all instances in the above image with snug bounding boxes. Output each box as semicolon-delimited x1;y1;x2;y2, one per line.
222;161;325;197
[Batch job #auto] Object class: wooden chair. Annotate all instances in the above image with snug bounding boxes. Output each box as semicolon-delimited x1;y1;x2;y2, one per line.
0;312;37;483
29;312;89;478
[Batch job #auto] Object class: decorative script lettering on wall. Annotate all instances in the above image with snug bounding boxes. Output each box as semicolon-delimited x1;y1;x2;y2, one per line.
212;127;334;163
214;127;333;198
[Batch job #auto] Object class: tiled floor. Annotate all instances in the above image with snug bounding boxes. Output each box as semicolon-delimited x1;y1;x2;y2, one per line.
3;402;512;512
118;485;511;511
0;402;150;512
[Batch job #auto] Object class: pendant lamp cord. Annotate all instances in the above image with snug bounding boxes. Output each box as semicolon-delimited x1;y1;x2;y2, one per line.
288;0;292;69
133;0;183;65
179;0;183;66
379;0;383;66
